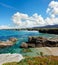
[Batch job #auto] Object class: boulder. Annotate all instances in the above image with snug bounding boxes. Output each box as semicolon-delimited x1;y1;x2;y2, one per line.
20;42;28;48
28;36;37;43
0;40;14;48
36;37;47;42
28;43;35;48
9;38;17;42
46;38;58;47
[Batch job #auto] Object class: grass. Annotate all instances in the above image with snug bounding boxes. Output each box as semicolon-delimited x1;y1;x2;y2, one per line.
3;56;58;65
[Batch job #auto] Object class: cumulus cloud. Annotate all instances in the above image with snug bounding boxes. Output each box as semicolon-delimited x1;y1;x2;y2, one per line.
12;1;58;28
45;17;58;25
12;12;46;28
46;1;58;17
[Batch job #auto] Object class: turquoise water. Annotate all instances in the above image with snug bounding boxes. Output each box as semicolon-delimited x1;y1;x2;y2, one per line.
0;30;58;56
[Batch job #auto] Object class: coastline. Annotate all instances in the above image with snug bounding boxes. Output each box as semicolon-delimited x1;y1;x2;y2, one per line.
0;47;58;65
0;53;24;65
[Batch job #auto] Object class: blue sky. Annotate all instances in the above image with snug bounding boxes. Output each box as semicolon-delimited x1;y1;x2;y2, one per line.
0;0;58;28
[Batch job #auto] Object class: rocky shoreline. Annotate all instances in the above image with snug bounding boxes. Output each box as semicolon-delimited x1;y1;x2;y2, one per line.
20;36;58;48
39;28;58;34
0;38;17;48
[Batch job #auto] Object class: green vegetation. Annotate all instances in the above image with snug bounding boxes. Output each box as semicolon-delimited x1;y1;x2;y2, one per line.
3;56;58;65
21;48;32;53
40;52;44;56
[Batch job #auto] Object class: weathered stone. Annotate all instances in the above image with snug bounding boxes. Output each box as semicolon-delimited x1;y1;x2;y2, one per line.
0;40;13;48
27;36;58;47
9;37;17;42
28;36;37;43
20;42;28;48
28;43;35;48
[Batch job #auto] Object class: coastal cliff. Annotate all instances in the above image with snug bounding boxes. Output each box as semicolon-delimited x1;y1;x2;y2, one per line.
39;28;58;34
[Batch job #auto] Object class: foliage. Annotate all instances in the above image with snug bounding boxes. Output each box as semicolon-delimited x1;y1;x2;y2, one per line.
40;52;44;56
21;48;32;53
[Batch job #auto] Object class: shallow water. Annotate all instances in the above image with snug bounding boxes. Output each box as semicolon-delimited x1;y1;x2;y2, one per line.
0;30;58;56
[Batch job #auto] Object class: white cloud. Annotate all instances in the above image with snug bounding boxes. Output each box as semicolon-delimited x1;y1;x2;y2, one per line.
12;12;45;27
12;1;58;28
0;25;10;29
45;17;58;25
12;12;46;28
0;25;22;29
47;1;58;17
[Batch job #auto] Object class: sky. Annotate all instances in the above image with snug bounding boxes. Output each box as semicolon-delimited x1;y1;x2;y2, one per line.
0;0;58;29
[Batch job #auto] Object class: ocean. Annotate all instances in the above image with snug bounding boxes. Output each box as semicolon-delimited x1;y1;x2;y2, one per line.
0;30;58;56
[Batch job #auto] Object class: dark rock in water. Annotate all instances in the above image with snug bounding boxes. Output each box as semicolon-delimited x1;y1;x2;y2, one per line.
20;42;28;48
39;29;58;34
26;36;58;47
20;36;58;48
28;36;37;43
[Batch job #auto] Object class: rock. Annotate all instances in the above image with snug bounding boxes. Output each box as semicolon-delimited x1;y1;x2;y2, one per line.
9;37;17;42
39;29;58;34
36;37;47;43
27;36;58;47
46;38;58;47
0;40;14;48
6;40;13;45
28;36;37;43
0;38;17;48
28;36;32;42
20;42;28;48
28;43;35;48
0;54;24;65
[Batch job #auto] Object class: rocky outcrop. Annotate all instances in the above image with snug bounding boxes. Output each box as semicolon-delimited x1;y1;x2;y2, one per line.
39;29;58;34
9;37;17;42
46;38;58;47
0;38;17;48
20;42;28;48
0;41;13;48
20;36;58;48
